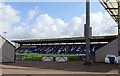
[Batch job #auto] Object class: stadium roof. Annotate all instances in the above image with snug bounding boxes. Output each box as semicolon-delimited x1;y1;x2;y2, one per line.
99;0;119;23
12;35;118;44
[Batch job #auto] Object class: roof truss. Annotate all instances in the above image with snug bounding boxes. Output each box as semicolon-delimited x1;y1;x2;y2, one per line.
99;0;119;23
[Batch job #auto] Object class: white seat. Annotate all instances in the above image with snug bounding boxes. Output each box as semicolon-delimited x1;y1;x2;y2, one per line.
42;56;53;61
55;56;68;62
105;55;117;64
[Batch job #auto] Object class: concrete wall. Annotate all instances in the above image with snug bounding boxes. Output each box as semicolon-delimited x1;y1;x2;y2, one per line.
95;38;118;62
0;36;5;62
0;36;15;62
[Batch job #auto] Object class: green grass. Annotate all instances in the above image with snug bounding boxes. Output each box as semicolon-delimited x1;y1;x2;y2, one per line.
16;54;82;61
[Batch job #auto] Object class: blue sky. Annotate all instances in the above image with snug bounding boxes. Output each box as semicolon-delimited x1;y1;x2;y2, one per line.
4;2;106;22
0;2;117;39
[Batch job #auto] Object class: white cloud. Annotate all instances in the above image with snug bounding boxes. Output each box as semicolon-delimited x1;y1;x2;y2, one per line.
31;12;117;39
0;2;118;40
31;14;84;38
0;2;20;38
91;12;117;36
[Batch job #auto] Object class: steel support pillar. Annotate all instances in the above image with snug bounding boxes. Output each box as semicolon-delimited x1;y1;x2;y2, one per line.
118;1;120;51
118;1;120;54
84;0;91;65
118;1;120;74
118;1;120;59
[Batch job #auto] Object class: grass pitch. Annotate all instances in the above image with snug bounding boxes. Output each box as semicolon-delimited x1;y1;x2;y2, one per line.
16;54;84;61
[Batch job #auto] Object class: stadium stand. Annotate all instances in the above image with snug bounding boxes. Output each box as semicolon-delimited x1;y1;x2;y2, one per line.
13;35;118;62
16;44;105;55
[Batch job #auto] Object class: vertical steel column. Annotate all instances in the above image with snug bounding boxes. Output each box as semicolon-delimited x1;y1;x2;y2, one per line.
118;1;120;51
118;1;120;55
118;1;120;74
118;2;120;56
84;0;91;65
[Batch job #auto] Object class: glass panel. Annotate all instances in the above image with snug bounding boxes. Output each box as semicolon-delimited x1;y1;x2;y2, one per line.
99;0;118;23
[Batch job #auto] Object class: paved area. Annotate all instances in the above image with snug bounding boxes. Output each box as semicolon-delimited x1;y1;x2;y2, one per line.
1;61;119;75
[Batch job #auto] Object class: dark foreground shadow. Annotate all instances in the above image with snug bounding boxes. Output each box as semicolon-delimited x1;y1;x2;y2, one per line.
1;74;120;76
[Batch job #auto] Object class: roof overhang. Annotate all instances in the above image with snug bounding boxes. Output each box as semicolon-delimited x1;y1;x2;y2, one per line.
12;35;118;44
99;0;119;23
